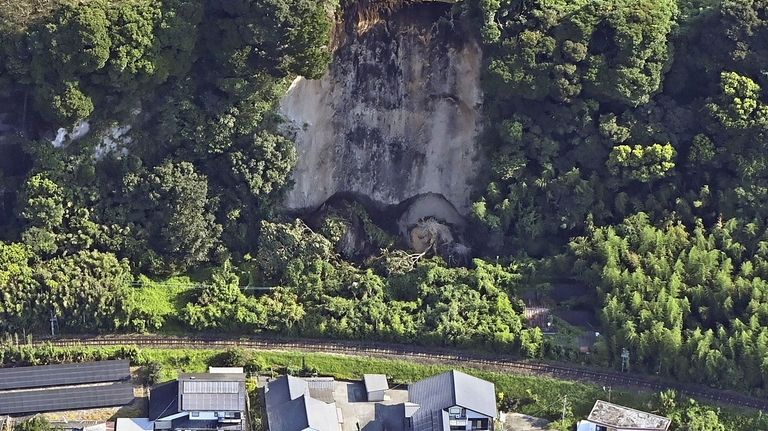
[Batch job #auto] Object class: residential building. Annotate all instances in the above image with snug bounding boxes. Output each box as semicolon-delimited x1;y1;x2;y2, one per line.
262;370;497;431
149;370;247;431
408;370;497;431
576;400;671;431
263;375;341;431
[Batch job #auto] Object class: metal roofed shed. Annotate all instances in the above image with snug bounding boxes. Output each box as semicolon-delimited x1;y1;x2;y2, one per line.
0;360;130;390
586;400;671;431
363;374;389;402
0;382;135;415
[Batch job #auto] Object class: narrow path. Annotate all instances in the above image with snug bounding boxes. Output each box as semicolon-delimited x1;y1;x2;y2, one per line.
28;334;765;410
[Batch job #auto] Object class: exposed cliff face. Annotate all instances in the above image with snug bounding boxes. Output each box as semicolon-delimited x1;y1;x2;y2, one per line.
280;2;483;215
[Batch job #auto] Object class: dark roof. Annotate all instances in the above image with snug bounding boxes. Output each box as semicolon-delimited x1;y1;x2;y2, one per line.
265;376;308;410
0;360;129;390
0;382;134;415
408;371;497;431
265;376;339;431
169;418;240;431
266;395;338;431
149;381;179;421
179;374;246;412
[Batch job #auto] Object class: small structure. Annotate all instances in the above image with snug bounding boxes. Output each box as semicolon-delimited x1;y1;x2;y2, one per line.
208;367;245;374
363;374;389;402
263;375;340;431
116;419;154;431
577;400;671;431
149;371;247;431
408;370;497;431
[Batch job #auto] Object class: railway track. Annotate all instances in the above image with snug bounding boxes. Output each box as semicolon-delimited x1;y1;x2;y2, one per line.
32;334;767;411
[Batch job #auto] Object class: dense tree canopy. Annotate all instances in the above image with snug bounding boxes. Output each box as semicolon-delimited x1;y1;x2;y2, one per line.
4;0;768;406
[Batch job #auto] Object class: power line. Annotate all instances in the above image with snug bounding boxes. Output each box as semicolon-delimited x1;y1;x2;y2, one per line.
125;280;277;291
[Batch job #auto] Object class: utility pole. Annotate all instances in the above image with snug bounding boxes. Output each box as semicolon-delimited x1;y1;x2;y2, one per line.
561;395;569;422
621;348;630;373
49;311;59;337
603;386;612;403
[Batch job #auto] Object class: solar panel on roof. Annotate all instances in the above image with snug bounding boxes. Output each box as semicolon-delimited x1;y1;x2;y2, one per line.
181;393;242;411
0;360;130;390
182;381;239;394
0;382;134;415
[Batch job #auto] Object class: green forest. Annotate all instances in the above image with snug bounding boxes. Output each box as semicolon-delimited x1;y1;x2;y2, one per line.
3;0;768;402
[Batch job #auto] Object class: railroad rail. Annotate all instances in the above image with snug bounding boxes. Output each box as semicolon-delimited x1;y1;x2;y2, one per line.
28;334;767;411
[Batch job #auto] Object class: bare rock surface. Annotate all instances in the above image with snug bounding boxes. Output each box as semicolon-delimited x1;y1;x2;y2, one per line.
280;3;483;214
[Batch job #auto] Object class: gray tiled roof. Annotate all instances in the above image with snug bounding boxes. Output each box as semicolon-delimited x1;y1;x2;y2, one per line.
408;370;496;431
265;376;339;431
265;376;308;408
266;394;339;431
305;378;336;404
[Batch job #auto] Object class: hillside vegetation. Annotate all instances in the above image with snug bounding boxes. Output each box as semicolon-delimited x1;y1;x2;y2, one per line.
2;0;768;403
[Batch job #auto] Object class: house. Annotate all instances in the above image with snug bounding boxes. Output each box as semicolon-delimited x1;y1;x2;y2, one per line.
148;371;247;431
407;370;497;431
576;400;671;431
363;374;389;402
263;375;341;431
262;370;496;431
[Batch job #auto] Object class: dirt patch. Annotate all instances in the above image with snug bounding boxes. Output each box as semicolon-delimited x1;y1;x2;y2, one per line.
501;412;552;431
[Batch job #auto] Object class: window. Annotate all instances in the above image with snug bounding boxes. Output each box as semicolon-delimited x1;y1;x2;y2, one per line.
449;407;464;419
191;412;199;418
